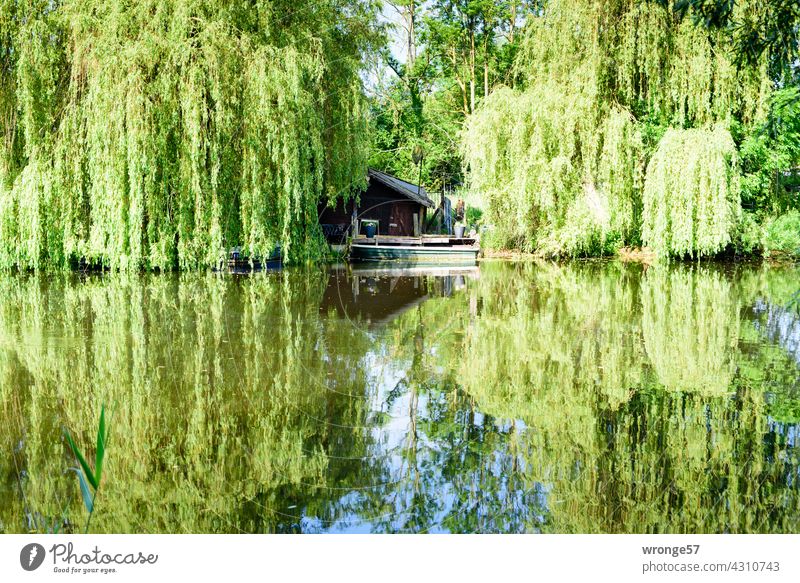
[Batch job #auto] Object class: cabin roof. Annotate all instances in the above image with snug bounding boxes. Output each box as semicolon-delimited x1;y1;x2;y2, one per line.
368;168;435;208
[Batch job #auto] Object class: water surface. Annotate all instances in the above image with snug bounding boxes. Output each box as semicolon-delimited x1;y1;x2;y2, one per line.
1;261;799;533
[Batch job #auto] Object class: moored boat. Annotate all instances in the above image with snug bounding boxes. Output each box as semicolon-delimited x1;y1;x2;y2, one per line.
224;246;282;273
349;235;479;265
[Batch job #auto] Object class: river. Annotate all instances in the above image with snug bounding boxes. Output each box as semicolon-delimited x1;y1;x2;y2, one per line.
1;260;799;533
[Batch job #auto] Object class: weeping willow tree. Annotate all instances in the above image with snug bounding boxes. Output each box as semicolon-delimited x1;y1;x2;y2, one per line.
0;0;379;270
463;0;769;257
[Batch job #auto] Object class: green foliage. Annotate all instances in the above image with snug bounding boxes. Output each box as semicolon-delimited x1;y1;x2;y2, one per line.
65;430;98;492
764;210;800;259
464;87;644;256
463;0;774;257
465;205;482;227
0;1;381;270
642;126;741;257
369;84;463;192
740;87;800;216
652;0;800;77
731;210;764;255
368;2;534;194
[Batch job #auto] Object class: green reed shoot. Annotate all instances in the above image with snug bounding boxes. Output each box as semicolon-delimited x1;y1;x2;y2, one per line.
64;405;108;533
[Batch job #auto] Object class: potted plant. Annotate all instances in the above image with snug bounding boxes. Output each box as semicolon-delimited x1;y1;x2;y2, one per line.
362;219;378;239
454;221;466;238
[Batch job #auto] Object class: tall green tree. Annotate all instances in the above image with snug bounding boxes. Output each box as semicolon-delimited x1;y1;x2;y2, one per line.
652;0;800;77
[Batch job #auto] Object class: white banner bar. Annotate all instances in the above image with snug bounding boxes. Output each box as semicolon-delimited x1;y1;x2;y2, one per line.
1;534;798;582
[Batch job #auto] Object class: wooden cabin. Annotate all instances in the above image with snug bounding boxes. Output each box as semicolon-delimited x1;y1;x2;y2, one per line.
319;169;435;244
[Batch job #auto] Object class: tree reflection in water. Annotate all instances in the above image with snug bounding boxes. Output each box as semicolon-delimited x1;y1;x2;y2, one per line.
0;262;798;533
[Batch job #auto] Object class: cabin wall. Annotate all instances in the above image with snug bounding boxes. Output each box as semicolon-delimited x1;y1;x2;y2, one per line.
318;180;429;240
356;182;426;237
358;199;426;236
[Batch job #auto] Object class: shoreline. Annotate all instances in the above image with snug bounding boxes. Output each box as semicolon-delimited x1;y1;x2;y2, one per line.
479;247;798;267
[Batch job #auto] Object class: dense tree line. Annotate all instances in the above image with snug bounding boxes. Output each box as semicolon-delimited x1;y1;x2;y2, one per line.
464;0;800;258
0;0;797;268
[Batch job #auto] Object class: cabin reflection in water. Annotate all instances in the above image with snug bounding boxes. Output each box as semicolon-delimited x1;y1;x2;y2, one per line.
320;266;476;326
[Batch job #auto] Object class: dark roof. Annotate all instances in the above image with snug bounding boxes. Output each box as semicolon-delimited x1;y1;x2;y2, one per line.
368;168;435;208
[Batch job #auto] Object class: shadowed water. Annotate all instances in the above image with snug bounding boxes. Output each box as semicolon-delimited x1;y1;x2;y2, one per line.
1;260;799;533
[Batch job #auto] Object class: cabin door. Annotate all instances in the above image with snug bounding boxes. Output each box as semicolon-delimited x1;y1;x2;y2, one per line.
388;202;413;236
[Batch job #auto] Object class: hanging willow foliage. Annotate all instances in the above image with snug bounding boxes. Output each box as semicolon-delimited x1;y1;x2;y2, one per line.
463;0;770;257
642;126;741;257
0;0;379;270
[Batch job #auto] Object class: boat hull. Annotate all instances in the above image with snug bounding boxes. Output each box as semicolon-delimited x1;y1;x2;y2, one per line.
349;243;479;265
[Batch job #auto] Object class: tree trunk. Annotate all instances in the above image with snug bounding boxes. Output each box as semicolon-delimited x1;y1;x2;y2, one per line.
469;27;476;113
407;0;416;69
483;32;490;98
510;2;516;44
451;47;470;116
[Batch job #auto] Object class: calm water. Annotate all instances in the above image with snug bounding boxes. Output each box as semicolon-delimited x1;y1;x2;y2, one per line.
1;261;799;533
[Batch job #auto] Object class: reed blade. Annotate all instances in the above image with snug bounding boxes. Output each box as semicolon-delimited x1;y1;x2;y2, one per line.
68;468;94;513
64;430;97;491
95;406;106;485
